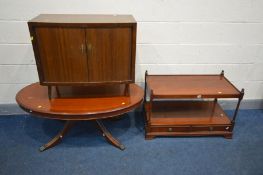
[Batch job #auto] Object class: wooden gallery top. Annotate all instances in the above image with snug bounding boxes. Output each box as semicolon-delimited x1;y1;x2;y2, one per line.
146;74;241;98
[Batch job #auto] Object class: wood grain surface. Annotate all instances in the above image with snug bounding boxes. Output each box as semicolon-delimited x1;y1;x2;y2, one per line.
86;28;132;82
35;27;88;82
16;83;143;120
149;101;231;125
147;75;241;98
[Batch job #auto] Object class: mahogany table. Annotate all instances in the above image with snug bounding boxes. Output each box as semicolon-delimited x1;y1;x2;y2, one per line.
16;83;143;151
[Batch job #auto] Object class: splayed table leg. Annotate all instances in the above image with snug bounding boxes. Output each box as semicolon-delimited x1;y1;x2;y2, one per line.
96;120;125;150
39;120;75;152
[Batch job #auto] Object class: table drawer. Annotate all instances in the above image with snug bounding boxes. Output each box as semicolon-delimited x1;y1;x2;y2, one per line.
148;125;232;133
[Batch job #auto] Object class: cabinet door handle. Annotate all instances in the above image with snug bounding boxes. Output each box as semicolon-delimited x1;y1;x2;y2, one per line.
81;44;85;54
87;43;92;56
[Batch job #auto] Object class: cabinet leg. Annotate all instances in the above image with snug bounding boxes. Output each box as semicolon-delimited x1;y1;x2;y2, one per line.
145;135;155;140
96;120;125;150
124;84;130;96
39;120;75;152
55;86;61;98
224;134;233;139
48;86;52;99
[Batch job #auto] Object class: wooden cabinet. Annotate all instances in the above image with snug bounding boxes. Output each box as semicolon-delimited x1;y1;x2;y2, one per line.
28;14;136;86
144;71;244;139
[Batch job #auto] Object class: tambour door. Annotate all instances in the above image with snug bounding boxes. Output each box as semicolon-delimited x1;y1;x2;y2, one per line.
85;28;132;82
35;27;88;84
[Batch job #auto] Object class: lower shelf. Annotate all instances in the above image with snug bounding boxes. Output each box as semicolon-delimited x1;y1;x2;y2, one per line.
145;101;233;139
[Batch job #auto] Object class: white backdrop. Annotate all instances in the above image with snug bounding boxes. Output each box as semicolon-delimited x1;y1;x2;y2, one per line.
0;0;263;103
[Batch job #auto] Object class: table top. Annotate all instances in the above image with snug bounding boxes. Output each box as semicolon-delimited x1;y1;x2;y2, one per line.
16;83;143;120
146;74;241;98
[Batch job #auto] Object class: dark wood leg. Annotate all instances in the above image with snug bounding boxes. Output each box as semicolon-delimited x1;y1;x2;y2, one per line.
124;84;130;96
231;89;244;123
55;86;61;98
39;120;75;152
224;134;233;139
145;135;155;140
96;120;125;150
48;86;52;99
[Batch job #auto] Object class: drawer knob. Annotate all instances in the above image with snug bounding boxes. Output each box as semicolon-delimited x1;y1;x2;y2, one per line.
197;94;202;98
168;128;173;132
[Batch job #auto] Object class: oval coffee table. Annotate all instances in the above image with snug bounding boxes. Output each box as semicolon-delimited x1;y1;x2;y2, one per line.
16;83;143;151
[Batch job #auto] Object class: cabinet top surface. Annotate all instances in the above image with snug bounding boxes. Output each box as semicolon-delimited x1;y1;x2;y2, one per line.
146;75;241;98
29;14;136;24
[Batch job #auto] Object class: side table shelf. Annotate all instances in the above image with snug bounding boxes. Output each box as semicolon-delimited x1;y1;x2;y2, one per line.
144;70;244;140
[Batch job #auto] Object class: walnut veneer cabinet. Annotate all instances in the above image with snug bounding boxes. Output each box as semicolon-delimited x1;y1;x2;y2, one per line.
28;14;137;97
144;71;244;139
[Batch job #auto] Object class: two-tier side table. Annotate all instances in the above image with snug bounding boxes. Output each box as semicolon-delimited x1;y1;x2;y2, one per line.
144;71;244;139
